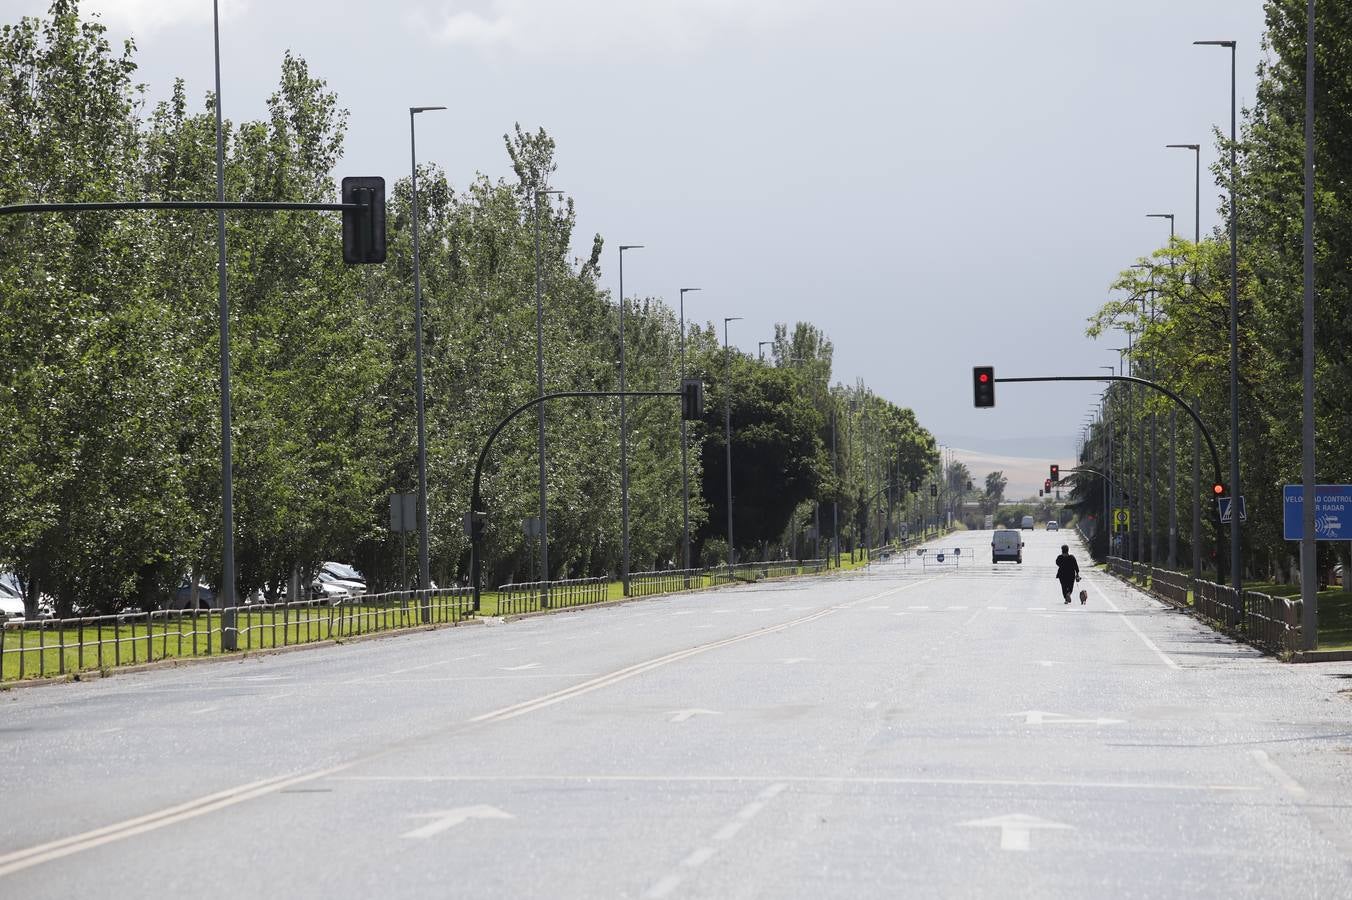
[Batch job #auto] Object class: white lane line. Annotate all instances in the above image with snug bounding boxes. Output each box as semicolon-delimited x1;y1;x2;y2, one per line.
681;847;716;867
643;874;683;899
260;692;296;703
187;706;219;716
4;579;939;880
908;605;930;610
1091;579;1181;670
864;701;881;710
1251;750;1309;799
333;774;1258;792
948;605;968;610
736;801;766;820
712;821;744;841
751;607;774;612
498;663;541;671
0;763;352;877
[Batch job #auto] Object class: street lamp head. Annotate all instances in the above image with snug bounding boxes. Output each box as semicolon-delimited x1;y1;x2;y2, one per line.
1146;213;1174;220
1194;40;1236;48
1166;143;1201;151
411;106;447;114
619;245;644;251
680;287;702;295
724;316;743;324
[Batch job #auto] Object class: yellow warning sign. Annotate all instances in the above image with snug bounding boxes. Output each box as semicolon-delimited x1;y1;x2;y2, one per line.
1112;507;1131;531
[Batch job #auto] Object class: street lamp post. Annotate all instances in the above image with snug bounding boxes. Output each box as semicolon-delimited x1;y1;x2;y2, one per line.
409;105;446;612
758;340;772;362
533;187;563;587
617;244;643;595
1146;215;1174;568
1196;37;1244;619
1165;145;1202;245
723;317;743;566
1300;0;1317;649
678;286;701;572
211;0;238;648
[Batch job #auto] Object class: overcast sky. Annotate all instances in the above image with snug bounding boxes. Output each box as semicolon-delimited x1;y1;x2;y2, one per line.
16;0;1268;492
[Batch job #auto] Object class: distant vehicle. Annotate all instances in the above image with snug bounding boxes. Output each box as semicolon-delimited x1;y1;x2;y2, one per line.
170;579;218;610
0;578;25;622
1020;515;1035;530
1046;520;1060;531
991;529;1024;564
311;562;367;602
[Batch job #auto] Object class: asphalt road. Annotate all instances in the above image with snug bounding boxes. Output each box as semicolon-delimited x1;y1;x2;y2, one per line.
4;528;1352;898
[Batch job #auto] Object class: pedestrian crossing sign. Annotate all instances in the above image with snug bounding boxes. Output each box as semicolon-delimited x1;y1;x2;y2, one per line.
1112;508;1130;532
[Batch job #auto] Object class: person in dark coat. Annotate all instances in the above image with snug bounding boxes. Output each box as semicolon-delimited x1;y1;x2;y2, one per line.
1055;544;1081;604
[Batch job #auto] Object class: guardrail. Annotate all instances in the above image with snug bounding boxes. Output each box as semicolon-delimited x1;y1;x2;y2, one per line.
1103;559;1303;657
493;577;608;615
0;588;474;684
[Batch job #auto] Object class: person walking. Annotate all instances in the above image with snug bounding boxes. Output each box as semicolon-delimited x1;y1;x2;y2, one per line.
1055;544;1081;605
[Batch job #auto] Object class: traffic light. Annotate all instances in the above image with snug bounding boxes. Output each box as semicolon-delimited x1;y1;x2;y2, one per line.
966;480;973;491
973;366;995;408
463;510;485;541
909;477;920;492
1044;478;1052;493
1049;464;1059;483
341;176;386;264
680;378;704;421
929;484;938;497
1212;482;1225;497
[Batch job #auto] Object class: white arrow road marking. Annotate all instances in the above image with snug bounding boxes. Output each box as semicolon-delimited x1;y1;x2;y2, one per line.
961;813;1072;851
668;708;721;723
498;663;541;671
402;805;514;839
1006;710;1124;726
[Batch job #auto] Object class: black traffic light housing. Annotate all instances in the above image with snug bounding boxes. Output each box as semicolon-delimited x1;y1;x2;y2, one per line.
1044;478;1052;493
929;484;938;497
1049;464;1059;483
680;378;704;421
973;366;995;408
341;176;386;264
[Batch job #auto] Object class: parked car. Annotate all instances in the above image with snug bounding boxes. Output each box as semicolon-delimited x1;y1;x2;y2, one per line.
992;529;1025;564
0;578;25;622
1046;520;1060;531
311;562;367;602
170;579;218;610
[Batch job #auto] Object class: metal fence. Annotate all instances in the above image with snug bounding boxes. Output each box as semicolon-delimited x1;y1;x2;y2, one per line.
630;569;710;597
0;588;474;684
1103;559;1303;656
492;577;609;615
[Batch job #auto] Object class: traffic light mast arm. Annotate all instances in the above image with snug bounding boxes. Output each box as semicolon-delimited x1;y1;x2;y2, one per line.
0;200;361;215
995;374;1223;491
470;388;684;607
1064;465;1130;501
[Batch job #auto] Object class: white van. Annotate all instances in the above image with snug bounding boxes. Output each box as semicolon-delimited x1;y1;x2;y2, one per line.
992;529;1024;564
1020;515;1035;530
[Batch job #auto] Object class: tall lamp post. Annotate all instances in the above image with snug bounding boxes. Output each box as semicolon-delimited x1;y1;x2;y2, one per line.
533;187;563;585
758;340;772;362
1165;144;1202;245
1300;0;1317;649
678;286;701;572
409;104;446;607
212;0;237;648
1195;37;1244;617
617;244;643;594
723;316;743;566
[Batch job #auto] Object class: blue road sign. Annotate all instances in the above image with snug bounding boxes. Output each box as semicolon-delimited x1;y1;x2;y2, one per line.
1218;496;1246;524
1283;484;1352;541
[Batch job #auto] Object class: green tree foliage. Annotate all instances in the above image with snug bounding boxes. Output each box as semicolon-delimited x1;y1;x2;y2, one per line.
1076;1;1352;581
0;1;941;610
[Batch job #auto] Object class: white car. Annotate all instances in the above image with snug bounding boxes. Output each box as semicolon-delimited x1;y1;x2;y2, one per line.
311;562;367;602
0;576;26;622
1046;520;1060;531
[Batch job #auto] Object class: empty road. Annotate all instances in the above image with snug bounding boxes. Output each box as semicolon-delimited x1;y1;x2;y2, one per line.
3;529;1351;898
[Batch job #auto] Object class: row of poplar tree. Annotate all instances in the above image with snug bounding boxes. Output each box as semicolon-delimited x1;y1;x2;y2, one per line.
0;2;939;616
1069;1;1352;584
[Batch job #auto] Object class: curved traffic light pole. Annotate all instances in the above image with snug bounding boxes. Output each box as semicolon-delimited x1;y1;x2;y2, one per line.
470;389;683;610
1063;465;1130;502
995;375;1224;504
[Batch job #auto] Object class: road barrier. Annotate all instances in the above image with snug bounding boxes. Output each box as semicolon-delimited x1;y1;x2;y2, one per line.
0;556;848;683
493;577;608;615
1104;558;1302;656
0;588;474;684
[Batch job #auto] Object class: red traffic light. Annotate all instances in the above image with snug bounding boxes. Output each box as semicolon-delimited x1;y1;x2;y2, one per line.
978;373;989;383
973;366;995;408
1212;483;1225;496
